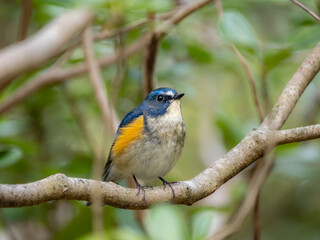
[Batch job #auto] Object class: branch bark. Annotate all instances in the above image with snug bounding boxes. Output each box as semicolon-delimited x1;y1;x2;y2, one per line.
0;124;319;209
0;8;94;90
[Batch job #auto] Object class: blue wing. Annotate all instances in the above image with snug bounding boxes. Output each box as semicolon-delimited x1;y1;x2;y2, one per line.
114;105;144;138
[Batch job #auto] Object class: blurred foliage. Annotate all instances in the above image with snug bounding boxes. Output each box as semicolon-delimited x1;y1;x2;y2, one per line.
1;0;320;239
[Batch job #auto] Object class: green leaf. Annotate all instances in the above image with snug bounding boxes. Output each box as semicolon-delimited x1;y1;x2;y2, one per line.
263;48;291;71
218;11;259;50
144;204;187;240
191;211;215;240
0;145;23;168
187;44;213;63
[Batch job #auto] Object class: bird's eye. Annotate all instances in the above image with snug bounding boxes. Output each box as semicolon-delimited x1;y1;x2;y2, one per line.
157;95;164;102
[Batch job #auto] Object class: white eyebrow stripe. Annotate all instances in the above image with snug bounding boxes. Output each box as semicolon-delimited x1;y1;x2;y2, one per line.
166;90;174;97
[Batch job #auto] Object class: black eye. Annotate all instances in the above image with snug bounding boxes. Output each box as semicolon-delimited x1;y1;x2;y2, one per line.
157;95;164;101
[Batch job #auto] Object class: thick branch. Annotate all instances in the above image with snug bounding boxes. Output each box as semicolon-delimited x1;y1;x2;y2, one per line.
0;125;319;209
0;8;94;90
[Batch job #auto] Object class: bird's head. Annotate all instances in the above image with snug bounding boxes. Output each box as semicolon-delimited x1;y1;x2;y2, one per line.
142;87;184;117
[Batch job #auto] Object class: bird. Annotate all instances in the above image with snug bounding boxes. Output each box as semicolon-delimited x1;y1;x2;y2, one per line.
101;87;186;202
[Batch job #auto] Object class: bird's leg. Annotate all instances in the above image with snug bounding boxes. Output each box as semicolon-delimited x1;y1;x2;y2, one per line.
158;177;176;199
133;175;146;203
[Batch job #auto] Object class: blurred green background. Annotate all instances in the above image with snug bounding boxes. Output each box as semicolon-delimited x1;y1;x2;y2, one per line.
1;0;320;239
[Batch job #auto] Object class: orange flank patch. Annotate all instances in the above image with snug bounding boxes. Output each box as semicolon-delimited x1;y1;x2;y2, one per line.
112;115;144;156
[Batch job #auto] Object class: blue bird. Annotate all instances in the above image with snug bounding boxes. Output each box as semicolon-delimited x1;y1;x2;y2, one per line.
102;87;186;202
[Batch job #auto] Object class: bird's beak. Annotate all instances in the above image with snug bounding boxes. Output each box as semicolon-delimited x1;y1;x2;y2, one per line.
174;93;184;100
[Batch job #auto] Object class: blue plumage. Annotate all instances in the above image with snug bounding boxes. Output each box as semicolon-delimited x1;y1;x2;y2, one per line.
115;107;143;138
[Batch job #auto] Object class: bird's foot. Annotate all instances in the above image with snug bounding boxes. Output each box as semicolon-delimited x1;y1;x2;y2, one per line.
159;177;176;199
133;175;147;203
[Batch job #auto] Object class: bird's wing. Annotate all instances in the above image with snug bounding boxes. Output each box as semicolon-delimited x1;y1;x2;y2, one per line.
102;106;144;181
116;106;144;137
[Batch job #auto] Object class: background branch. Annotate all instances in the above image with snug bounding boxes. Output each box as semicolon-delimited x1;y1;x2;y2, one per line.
82;26;118;134
0;34;149;115
0;0;212;115
142;33;159;96
0;8;94;90
291;0;320;22
17;0;32;41
231;44;264;122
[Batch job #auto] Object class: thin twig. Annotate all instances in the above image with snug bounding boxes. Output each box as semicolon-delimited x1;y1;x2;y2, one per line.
142;13;159;96
110;35;126;105
231;44;264;122
17;0;32;41
291;0;320;22
214;0;223;19
60;83;99;157
155;0;212;39
96;9;177;41
82;26;118;134
64;9;177;53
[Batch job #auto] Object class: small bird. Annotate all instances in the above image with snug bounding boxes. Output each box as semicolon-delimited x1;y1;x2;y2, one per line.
102;87;186;202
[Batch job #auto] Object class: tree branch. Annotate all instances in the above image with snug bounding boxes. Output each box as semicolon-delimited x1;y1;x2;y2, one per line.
17;0;32;41
274;124;320;145
0;124;319;209
0;34;149;115
231;44;264;122
0;8;94;90
82;26;118;133
291;0;320;22
0;0;213;115
142;32;159;96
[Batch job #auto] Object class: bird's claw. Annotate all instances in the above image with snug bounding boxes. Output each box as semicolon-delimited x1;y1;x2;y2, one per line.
159;177;176;199
133;175;147;203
